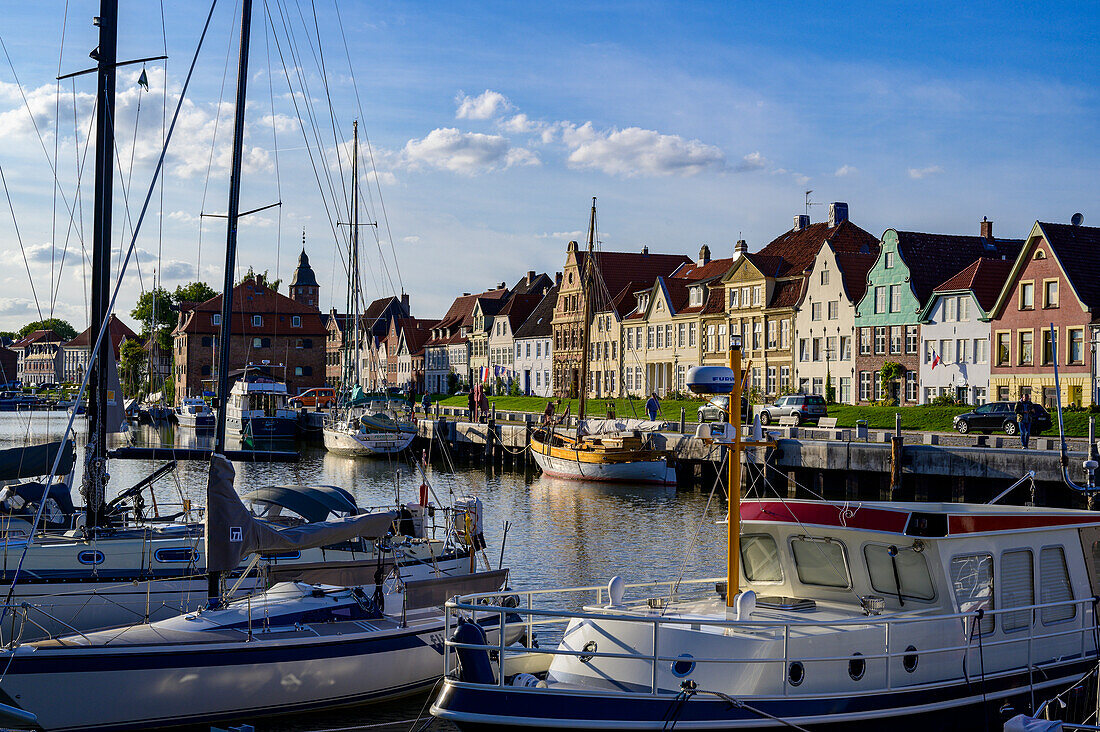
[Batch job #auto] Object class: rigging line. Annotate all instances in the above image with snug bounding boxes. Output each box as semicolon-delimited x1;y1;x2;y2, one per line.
332;0;404;295
304;0;350;232
0;164;44;322
1;0;221;605
196;0;242;281
263;9;284;308
51;0;71;318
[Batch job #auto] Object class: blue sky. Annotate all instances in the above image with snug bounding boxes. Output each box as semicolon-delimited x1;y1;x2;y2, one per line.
0;1;1096;331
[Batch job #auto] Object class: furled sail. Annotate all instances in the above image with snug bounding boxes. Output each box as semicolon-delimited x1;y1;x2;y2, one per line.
578;418;666;436
104;335;128;434
205;454;396;572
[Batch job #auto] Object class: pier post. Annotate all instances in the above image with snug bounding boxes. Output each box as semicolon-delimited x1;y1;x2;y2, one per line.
679;407;686;434
890;413;903;496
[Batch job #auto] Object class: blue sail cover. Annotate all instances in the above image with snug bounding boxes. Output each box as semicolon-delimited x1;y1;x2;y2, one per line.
0;441;75;481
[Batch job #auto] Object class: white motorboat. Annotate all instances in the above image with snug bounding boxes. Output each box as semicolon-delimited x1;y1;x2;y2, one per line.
173;397;214;430
323;396;416;456
224;369;298;439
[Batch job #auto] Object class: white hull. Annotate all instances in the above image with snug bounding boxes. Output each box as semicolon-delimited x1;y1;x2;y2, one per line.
530;447;676;485
323;426;415;456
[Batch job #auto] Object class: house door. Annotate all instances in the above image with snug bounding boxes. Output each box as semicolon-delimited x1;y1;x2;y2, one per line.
524;370;531;395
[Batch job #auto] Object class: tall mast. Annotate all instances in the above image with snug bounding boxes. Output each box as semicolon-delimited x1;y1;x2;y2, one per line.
577;197;596;421
213;0;253;455
82;0;118;528
351;121;361;390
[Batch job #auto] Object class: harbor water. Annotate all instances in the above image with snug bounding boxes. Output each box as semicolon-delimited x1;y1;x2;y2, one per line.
0;412;726;731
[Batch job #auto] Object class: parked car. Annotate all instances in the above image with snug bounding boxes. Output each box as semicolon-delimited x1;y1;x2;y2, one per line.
288;387;336;408
697;395;750;423
758;394;827;426
952;401;1052;436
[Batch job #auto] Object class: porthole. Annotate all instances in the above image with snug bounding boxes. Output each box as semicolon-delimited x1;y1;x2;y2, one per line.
848;653;865;681
154;547;198;563
671;653;695;678
903;645;918;673
579;640;598;663
77;550;104;565
788;661;805;687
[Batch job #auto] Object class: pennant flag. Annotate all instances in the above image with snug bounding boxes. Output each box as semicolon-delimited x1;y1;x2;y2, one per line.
137;68;149;91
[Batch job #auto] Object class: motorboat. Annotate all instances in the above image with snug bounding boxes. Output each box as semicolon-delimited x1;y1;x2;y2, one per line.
174;396;214;430
224;370;297;439
323;395;416;456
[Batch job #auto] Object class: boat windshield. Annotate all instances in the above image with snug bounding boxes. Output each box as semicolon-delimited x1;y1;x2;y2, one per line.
864;544;935;600
740;534;782;582
790;537;850;588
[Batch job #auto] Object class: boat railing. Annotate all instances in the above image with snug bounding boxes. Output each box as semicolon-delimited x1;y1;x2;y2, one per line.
444;580;1099;698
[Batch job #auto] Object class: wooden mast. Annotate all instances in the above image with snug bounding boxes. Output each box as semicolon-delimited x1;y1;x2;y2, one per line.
577;198;596;421
727;336;743;608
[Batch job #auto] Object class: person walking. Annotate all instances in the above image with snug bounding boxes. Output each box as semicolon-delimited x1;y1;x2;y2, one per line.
1015;393;1034;449
478;389;490;423
645;392;661;421
467;389;477;423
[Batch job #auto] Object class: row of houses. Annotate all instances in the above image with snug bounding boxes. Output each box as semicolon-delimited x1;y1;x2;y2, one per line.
8;316;139;387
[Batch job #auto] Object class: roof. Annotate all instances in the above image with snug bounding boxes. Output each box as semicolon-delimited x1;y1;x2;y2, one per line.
1036;222;1100;310
768;279;804;309
514;286;559;339
396;318;437;356
496;292;542;331
670;256;736;283
740;252;786;279
701;283;726;314
893;231;1023;306
174;282;327;336
65;315;139;359
464;292;510;330
757;220;879;277
13;330;65;348
290;249;318;287
577;249;690;309
510;272;554;296
425;288;508;347
932;257;1016;313
834;251;880;304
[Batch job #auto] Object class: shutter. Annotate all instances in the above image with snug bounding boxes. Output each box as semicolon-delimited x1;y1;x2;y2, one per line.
1000;550;1033;632
1040;547;1075;624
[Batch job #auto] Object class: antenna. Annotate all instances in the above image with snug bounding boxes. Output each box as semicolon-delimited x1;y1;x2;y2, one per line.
804;190;822;216
1071;212;1084;227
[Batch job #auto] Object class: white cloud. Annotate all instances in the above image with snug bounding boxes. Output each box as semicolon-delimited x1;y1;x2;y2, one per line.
735;151;768;172
158;260;196;280
0;298;39;317
908;165;944;179
536;230;585;240
455;90;512;120
401;128;537;175
560;122;725;177
835;164;857;177
402;235;421;244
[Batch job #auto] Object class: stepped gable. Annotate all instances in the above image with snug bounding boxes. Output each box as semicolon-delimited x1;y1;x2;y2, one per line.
514;286;559;339
894;231;1023;306
933;257;1015;312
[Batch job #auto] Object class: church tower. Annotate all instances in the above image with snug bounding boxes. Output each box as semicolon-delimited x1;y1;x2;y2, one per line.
290;231;320;310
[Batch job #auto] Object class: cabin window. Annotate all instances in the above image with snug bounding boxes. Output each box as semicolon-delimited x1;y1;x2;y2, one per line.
1000;549;1034;632
77;550;104;565
790;537;850;589
741;534;783;583
950;554;995;634
155;547;199;563
863;544;935;601
1040;546;1075;624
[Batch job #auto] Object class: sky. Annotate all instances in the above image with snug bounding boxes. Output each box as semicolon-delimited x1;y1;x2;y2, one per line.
0;0;1096;333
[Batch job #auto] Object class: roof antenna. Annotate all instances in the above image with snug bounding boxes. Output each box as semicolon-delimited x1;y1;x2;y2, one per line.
804;190;822;217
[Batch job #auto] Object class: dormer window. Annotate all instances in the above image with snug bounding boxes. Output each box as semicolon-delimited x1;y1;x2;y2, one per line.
690;287;703;307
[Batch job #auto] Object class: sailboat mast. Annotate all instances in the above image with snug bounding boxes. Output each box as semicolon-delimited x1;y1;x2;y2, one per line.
351;121;361;390
577;197;596;421
83;0;118;528
213;0;253;455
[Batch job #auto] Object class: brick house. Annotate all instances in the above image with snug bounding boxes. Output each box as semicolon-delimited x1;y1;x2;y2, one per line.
988;221;1100;408
324;295;409;391
171;281;326;400
854;220;1022;404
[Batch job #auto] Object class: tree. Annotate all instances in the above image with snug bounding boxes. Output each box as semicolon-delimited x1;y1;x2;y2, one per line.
173;281;217;306
131;287;175;337
825;372;836;404
237;268;281;292
18;318;77;341
118;338;146;397
879;361;905;405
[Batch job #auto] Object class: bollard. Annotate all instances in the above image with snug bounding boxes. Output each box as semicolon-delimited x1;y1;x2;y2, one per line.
679;407;686;434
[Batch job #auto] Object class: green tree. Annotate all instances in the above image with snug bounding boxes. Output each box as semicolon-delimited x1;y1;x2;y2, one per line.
879;361;905;406
17;318;77;341
118;338;146;397
131;287;175;336
172;281;217;306
237;268;281;292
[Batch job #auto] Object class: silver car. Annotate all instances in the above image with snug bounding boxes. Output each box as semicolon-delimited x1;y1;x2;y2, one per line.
697;395;749;423
758;394;827;426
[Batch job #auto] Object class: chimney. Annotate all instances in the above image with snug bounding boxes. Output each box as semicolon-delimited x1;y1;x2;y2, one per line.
555;271;562;286
463;292;471;297
828;202;848;227
793;214;810;231
980;216;993;240
698;244;711;266
498;282;506;290
526;270;536;286
734;239;748;258
642;245;649;255
401;293;410;312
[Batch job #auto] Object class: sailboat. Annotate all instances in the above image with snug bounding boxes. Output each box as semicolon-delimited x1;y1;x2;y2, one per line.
529;199;675;484
322;122;415;457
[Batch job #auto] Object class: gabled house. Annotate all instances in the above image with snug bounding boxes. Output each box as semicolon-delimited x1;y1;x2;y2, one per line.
423;287;507;393
854;219;1022;404
14;329;66;386
988;221;1100;408
514;284;559;397
392;318;436;394
467;286;512;387
61;315;138;385
487;292;543;394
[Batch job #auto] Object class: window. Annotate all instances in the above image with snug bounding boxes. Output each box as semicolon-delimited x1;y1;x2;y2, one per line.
941;338;954;363
665;324;673;349
1040;546;1075;624
252;315;262;327
974;339;987;364
1042;329;1055;366
811;302;822;321
741;534;782;582
884;251;895;269
860;328;871;355
752;286;761;306
741;287;751;307
767;320;777;349
827;301;838;320
957;338;968;364
874;286;886;314
959;297;970;322
996;332;1010;366
689;322;697;347
890;326;902;355
767;367;776;394
212;314;221;325
252;337;263;348
1001;550;1033;632
1069;329;1084;365
906;371;918;402
294;366;303;376
950;554;995;634
791;537;850;588
812;377;823;395
826;336;836;362
813;338;822;362
780;366;790;392
752;321;762;351
1043;280;1059;309
840;377;851;403
1020;282;1034;310
945;297;957;322
874;326;886;355
729;288;739;309
865;545;935;601
780;319;790;349
626;328;634;351
1019;331;1033;365
889;285;900;313
292;315;301;328
678;323;686;347
647;327;654;349
799;338;809;361
840;336;851;360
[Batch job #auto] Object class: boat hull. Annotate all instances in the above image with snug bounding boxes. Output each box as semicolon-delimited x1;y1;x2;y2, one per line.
530;437;675;485
228;414;297;439
323;426;415;456
175;412;214;430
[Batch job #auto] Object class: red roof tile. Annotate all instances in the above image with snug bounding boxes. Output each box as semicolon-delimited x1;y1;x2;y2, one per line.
578;249;691;310
834;251;879;304
175;283;327;335
497;293;542;331
514;286;559;339
933;257;1015;312
65;315;139;360
757;220;879;277
769;279;804;309
894;231;1023;306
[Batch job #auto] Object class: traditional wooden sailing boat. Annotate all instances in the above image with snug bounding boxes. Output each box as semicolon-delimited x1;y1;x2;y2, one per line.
528;199;675;485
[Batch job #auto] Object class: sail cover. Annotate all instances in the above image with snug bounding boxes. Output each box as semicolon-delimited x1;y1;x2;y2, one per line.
104;335;127;434
205;454;397;572
578;418;666;436
0;440;75;481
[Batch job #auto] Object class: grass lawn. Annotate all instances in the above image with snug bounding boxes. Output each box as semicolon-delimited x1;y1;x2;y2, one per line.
429;394;1097;437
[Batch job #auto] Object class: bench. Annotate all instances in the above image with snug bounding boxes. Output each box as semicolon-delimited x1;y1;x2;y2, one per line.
817;417;838;428
777;416;799;427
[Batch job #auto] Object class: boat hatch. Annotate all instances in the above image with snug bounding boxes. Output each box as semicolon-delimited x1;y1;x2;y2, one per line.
756;596;817;611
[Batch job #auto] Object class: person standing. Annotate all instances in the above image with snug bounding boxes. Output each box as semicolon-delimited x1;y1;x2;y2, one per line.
421;392;431;415
645;392;661;421
1015;393;1034;449
467;389;477;423
478;389;490;424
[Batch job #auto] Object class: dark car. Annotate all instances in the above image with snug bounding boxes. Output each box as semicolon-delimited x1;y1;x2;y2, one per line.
953;401;1052;436
759;394;827;426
